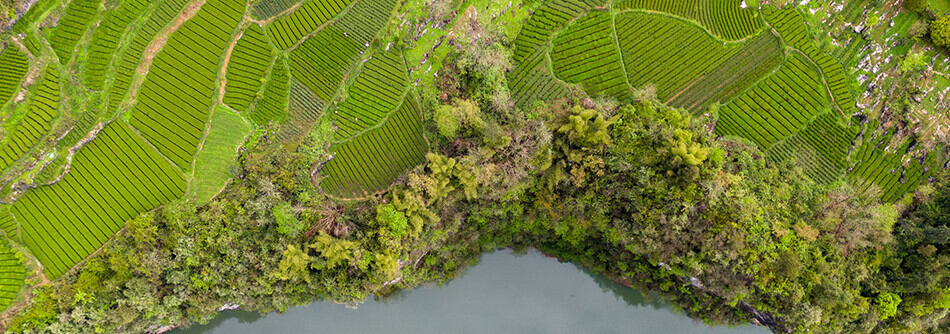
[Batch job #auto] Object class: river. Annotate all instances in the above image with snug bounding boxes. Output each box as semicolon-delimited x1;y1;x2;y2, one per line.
177;249;769;333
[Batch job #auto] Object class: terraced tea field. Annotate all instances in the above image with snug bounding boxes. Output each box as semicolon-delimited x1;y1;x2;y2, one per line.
508;1;941;199
0;0;423;293
0;0;942;315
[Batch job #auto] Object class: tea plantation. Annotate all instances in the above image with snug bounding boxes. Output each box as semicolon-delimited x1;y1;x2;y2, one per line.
0;0;942;325
0;0;426;292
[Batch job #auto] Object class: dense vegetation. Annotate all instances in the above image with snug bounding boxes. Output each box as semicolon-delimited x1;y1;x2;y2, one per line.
0;0;944;333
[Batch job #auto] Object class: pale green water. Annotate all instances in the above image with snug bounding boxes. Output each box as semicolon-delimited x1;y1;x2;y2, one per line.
178;249;769;334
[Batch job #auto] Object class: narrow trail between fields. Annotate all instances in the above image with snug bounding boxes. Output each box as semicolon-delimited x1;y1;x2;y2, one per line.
795;49;848;118
40;122;105;187
252;1;303;26
10;37;42;104
125;0;206;110
217;28;240;106
665;74;705;104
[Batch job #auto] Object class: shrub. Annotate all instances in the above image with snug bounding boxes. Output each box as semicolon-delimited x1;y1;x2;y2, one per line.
931;16;950;47
273;201;304;237
435;105;458;138
905;0;928;13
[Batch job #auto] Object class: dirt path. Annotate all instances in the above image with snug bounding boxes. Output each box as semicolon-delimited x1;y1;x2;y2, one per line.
251;1;304;26
9;37;43;104
217;28;241;106
41;122;104;187
795;49;848;118
0;246;49;328
665;74;705;104
187;18;244;183
125;0;206;109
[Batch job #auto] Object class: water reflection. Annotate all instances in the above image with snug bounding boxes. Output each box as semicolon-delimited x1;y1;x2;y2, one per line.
178;249;768;334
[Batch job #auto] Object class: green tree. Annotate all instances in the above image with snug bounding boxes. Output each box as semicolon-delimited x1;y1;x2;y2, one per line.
906;0;928;13
273;201;304;237
931;16;950;47
434;105;459;138
376;203;409;238
274;245;312;283
876;292;902;320
309;232;360;269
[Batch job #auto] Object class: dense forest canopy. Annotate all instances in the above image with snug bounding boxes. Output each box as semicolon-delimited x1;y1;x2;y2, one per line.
0;0;943;333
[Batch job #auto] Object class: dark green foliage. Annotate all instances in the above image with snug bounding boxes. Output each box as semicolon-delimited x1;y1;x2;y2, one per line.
905;0;928;13
884;181;950;328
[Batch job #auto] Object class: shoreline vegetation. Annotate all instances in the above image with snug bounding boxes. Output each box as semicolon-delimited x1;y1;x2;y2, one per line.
0;0;946;333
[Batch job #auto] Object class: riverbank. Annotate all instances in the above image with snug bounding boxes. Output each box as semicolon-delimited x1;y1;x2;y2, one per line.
176;249;768;334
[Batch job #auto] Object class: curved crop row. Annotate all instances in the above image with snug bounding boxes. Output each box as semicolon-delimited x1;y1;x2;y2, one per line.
21;34;42;57
0;238;25;311
0;206;16;238
763;5;857;115
334;0;398;45
11;122;186;278
83;0;151;91
225;24;275;113
276;78;326;142
0;46;28;105
550;10;629;100
249;56;290;125
616;11;743;101
766;135;842;184
266;0;352;50
320;95;427;198
289;27;354;104
332;50;408;141
512;0;605;64
289;0;398;102
48;0;102;63
848;142;938;202
107;0;191;115
508;48;569;108
765;113;857;183
811;51;856;114
0;66;59;172
761;5;814;50
254;0;301;20
715;54;828;150
669;30;784;111
613;0;762;41
49;0;102;65
129;0;244;169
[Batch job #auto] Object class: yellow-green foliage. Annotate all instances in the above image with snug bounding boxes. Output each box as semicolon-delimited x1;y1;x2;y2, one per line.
544;106;618;187
309;232;360;269
434;99;486;139
434;105;458;138
275;245;312;284
413;153;479;201
932;15;950;47
670;129;710;166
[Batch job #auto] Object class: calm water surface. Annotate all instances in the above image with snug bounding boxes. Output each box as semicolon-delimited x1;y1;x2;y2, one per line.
178;249;769;334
